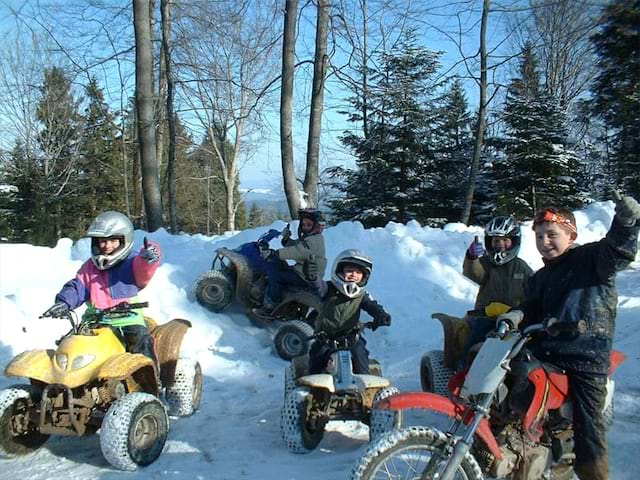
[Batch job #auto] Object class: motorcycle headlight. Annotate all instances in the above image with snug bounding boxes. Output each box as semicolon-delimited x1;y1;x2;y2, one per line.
71;354;96;370
55;353;68;370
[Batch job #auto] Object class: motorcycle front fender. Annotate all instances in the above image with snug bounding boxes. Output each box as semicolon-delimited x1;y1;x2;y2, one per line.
377;391;502;460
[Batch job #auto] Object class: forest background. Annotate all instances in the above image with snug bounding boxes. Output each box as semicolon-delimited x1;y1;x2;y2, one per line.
0;0;637;245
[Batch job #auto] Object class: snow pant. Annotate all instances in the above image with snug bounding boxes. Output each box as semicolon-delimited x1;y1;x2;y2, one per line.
309;336;370;375
459;316;494;370
266;267;309;304
568;370;609;480
115;324;158;370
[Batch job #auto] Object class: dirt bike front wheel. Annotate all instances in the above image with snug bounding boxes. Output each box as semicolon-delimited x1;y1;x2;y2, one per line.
350;426;483;480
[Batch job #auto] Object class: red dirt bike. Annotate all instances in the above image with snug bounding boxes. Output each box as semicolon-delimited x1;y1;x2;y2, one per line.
350;318;625;480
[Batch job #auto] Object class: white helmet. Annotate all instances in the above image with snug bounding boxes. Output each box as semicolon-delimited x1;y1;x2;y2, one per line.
86;211;134;270
330;249;373;299
484;216;521;265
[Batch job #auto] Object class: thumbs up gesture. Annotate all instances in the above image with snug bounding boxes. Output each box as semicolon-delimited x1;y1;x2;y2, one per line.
612;190;640;227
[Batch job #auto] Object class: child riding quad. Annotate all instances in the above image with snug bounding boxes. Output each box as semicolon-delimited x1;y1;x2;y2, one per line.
0;302;202;471
280;250;398;453
1;211;201;471
193;226;324;360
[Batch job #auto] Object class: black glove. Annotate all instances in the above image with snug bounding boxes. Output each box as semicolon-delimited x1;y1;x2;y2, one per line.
615;194;640;227
371;312;391;331
42;301;70;318
282;224;292;242
303;256;319;281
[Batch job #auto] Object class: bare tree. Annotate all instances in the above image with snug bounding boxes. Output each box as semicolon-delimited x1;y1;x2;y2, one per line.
511;0;599;109
460;0;490;224
303;0;330;208
133;0;163;230
161;0;177;233
176;0;280;231
281;0;301;217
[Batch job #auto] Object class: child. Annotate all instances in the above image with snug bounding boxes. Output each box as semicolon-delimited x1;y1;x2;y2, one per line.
497;194;640;480
42;211;162;370
460;216;533;364
254;208;327;317
310;249;391;375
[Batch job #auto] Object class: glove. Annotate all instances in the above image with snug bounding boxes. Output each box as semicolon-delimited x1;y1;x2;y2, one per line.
261;244;275;260
496;310;524;329
615;194;640;227
467;236;484;260
303;256;319;281
282;224;292;242
42;301;70;318
140;237;160;264
371;312;392;331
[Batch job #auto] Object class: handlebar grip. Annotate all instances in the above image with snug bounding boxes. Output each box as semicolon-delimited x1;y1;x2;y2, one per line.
127;302;149;309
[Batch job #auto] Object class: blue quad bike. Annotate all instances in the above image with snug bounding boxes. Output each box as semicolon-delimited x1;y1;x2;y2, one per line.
193;229;321;361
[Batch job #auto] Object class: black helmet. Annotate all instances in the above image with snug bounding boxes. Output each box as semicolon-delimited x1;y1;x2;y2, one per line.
297;208;324;238
484;216;521;265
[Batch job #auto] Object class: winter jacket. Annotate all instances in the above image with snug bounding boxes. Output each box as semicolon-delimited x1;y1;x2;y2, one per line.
278;232;327;280
520;217;639;374
463;254;533;309
314;283;389;337
55;242;161;327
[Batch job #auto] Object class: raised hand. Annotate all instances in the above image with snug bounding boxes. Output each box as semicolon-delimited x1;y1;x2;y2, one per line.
140;237;160;264
467;235;484;260
612;190;640;227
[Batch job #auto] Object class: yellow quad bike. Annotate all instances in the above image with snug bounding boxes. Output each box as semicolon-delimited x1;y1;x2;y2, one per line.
420;302;511;395
0;301;203;471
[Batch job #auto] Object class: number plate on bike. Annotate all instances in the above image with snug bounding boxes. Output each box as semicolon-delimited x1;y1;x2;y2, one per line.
462;336;517;396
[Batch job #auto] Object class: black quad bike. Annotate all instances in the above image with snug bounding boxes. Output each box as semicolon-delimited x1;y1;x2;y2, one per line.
193;229;322;360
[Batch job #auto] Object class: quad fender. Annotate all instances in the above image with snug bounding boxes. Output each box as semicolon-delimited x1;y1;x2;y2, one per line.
150;318;192;387
97;353;158;393
218;248;253;305
297;374;335;393
377;391;502;460
431;313;470;370
272;289;322;318
5;349;56;384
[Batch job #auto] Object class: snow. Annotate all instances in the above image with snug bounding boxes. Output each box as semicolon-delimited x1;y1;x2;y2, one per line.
1;200;639;479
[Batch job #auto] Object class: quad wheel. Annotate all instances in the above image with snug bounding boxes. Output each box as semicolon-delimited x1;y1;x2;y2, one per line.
0;385;49;457
274;320;314;361
369;386;402;442
194;270;233;312
280;387;325;453
420;350;453;396
165;357;203;416
100;392;169;471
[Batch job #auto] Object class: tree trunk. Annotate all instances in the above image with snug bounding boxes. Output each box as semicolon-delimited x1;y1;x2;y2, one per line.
161;0;177;233
303;0;329;208
281;0;300;218
133;0;163;231
460;0;490;225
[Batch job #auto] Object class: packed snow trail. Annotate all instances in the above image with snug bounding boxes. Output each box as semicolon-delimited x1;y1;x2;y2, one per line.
0;201;639;479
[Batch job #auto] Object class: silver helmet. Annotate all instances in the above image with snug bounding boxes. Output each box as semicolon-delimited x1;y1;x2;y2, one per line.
330;249;373;298
484;216;521;265
86;211;134;270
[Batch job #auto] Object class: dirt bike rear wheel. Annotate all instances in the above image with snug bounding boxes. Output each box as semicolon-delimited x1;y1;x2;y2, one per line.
350;426;483;480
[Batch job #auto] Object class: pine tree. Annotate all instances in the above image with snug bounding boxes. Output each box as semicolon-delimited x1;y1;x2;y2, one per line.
331;31;442;227
80;78;124;223
495;44;582;219
248;202;264;227
429;79;473;224
591;0;640;197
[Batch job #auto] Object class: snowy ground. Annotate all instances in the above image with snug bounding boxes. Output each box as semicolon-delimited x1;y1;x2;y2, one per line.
0;200;638;479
